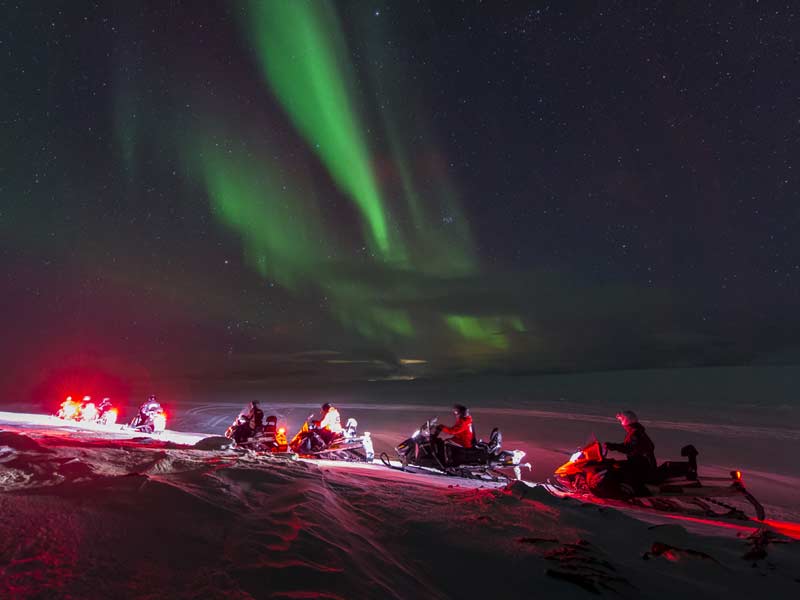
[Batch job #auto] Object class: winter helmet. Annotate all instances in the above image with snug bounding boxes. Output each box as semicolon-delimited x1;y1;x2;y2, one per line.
147;394;157;402
321;403;332;414
453;404;469;418
616;410;639;426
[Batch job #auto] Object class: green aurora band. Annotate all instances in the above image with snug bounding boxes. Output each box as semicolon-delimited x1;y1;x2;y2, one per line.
243;1;398;260
186;136;418;344
115;1;527;360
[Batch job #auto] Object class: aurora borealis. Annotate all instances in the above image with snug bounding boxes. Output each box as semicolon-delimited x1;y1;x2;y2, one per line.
3;2;800;399
180;0;518;356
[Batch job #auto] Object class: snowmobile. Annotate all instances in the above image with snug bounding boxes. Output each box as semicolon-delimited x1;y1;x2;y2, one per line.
380;417;530;482
225;414;292;455
56;396;118;426
289;414;374;462
547;438;765;521
127;403;167;434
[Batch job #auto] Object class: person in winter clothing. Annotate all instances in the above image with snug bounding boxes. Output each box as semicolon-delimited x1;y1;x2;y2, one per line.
604;410;657;482
246;400;264;433
319;403;343;434
317;403;343;444
439;404;475;448
130;394;163;431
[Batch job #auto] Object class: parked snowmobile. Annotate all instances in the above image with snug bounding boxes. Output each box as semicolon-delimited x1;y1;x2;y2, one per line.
81;397;118;425
380;417;530;482
127;401;167;434
225;414;292;454
548;438;765;521
56;396;118;426
289;414;374;462
225;414;254;444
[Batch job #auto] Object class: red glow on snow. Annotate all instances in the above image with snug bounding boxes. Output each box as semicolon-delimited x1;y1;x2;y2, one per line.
646;512;800;540
762;520;800;540
660;549;681;562
654;512;759;534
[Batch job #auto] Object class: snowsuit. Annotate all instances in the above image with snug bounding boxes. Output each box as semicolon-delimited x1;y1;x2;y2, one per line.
606;422;657;482
132;401;161;430
320;406;343;435
440;415;474;448
246;405;264;432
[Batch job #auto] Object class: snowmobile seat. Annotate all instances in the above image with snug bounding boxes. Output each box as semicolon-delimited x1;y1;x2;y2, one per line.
680;444;698;478
488;428;502;453
471;428;502;457
263;415;278;440
655;461;691;481
654;445;699;482
443;440;482;466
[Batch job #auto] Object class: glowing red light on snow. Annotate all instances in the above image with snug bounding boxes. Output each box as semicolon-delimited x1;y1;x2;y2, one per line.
58;396;82;419
762;520;800;540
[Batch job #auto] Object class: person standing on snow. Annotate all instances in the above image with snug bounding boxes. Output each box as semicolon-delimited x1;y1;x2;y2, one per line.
604;410;657;481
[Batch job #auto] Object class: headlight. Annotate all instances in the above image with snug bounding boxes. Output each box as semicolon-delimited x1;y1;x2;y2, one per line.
569;451;583;463
411;430;420;438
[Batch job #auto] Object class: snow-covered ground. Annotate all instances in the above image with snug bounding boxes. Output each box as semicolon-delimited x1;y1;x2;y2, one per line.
1;402;799;599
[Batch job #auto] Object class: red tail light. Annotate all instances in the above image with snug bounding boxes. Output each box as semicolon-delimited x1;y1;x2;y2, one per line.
731;470;742;481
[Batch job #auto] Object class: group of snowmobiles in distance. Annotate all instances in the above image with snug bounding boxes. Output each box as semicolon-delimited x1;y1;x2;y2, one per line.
55;394;167;434
57;395;118;426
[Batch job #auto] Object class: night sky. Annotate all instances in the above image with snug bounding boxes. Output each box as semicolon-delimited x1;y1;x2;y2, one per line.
3;1;800;400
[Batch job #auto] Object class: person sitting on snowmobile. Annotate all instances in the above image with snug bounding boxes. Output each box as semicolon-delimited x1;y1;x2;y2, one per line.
432;404;475;466
245;400;264;433
439;404;475;448
226;414;252;444
319;403;343;444
130;394;162;430
604;410;657;483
